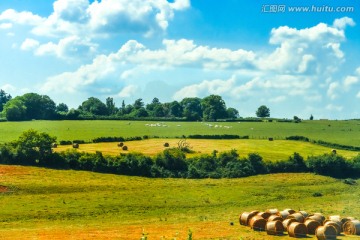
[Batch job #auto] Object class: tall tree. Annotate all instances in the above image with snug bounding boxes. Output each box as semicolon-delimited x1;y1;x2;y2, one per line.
181;97;203;121
56;103;69;113
0;89;12;112
133;98;144;110
201;95;227;121
226;107;239;119
256;105;270;118
169;101;183;117
2;98;27;121
106;97;117;115
80;97;108;115
19;93;56;120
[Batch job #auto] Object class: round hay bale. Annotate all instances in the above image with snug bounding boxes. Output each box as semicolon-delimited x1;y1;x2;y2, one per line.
324;220;342;235
249;215;266;231
266;220;284;235
239;211;258;226
118;142;124;147
266;208;279;215
280;210;290;219
307;213;325;225
304;219;320;235
164;142;170;147
288;222;307;238
283;218;298;232
341;217;356;226
328;215;341;222
316;225;337;240
299;211;309;218
284;208;296;214
72;143;79;148
52;143;58;148
343;220;360;235
122;145;128;151
257;212;271;220
268;215;283;222
287;212;305;223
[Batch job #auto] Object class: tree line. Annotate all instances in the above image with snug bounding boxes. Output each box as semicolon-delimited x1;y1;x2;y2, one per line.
0;89;271;121
0;129;359;179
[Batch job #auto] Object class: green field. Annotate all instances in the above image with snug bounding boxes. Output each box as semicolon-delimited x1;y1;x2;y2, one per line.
1;165;360;239
0;120;360;147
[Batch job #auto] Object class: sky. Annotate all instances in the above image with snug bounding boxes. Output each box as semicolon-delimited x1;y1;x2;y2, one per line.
0;0;359;119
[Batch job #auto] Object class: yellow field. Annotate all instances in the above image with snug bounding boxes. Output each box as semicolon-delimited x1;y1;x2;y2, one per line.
54;139;359;161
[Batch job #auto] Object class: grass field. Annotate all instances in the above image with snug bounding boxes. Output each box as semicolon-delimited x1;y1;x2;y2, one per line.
0;165;360;239
0;120;360;147
54;139;360;160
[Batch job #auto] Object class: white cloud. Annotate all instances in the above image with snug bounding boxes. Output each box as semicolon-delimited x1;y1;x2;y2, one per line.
357;92;360;98
344;76;358;88
1;84;16;92
333;17;355;29
326;104;343;111
269;96;286;103
118;85;138;97
327;82;340;99
20;38;40;51
0;9;45;25
0;23;12;29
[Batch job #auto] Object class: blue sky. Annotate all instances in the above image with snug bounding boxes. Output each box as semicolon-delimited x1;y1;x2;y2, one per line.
0;0;359;119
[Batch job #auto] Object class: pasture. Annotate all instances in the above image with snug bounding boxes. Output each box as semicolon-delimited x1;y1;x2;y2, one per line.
1;165;360;239
54;139;359;160
0;120;359;147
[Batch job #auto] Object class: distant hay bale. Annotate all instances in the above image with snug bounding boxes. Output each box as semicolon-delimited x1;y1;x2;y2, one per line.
324;220;342;235
268;137;274;141
72;143;79;148
316;225;337;240
249;215;267;231
257;212;271;220
283;218;298;232
122;145;128;151
287;212;305;223
307;213;325;225
284;208;296;214
299;211;309;218
328;215;341;222
343;220;360;235
52;143;58;148
341;217;356;226
332;149;337;154
287;222;307;238
118;142;124;147
266;220;284;235
164;142;170;147
268;215;283;222
239;211;259;226
266;208;279;215
304;219;320;235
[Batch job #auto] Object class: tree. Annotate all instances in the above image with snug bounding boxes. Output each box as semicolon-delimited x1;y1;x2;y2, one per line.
201;95;227;121
169;101;183;117
106;97;117;115
2;98;27;121
80;97;108;115
56;103;69;113
0;89;12;112
181;97;203;121
310;114;314;120
256;105;270;118
17;93;56;120
226;107;239;119
293;116;301;123
133;98;144;110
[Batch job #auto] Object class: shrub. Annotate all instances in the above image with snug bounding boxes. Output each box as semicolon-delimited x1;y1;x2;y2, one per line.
59;140;72;145
73;140;85;144
307;154;351;178
286;136;309;142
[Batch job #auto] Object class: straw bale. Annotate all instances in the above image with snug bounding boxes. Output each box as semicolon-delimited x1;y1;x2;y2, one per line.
257;212;271;220
249;215;267;231
266;220;284;235
343;220;360;235
304;219;320;235
288;222;307;238
324;220;342;235
287;212;305;223
239;211;258;226
315;225;337;240
280;210;290;219
284;208;296;214
299;211;309;218
268;215;283;222
266;208;279;215
283;218;298;232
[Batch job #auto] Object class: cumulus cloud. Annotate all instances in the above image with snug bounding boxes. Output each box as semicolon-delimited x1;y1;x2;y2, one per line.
20;38;40;51
118;85;139;97
326;104;343;111
0;9;45;25
333;17;355;29
0;23;12;29
327;82;340;99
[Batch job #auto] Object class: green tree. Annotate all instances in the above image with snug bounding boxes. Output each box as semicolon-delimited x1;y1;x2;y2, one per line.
80;97;108;115
256;105;270;118
106;97;117;115
226;107;239;119
201;95;227;121
133;98;144;110
0;89;12;112
2;98;27;121
310;114;314;120
56;103;69;113
18;93;56;120
169;101;183;117
181;97;203;121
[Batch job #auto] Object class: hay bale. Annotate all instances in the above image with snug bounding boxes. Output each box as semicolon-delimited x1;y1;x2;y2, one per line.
283;208;296;214
304;219;320;235
288;222;307;238
324;220;342;235
249;215;267;231
266;208;279;215
164;142;170;147
122;145;128;151
266;220;284;235
299;211;309;218
280;210;290;219
328;215;341;222
268;215;283;222
287;212;305;223
239;211;258;226
341;217;356;226
283;218;298;232
316;225;337;240
257;212;271;220
343;220;360;235
72;143;79;148
307;213;325;225
52;143;58;148
118;142;124;147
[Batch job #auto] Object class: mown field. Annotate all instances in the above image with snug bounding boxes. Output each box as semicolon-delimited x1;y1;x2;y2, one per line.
54;139;359;161
1;165;360;239
0;120;360;147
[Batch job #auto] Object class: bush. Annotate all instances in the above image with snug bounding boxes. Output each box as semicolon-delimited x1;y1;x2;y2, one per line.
59;140;72;145
73;140;85;144
286;136;309;142
307;154;351;178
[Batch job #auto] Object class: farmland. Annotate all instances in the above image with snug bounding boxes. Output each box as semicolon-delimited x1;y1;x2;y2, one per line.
1;165;360;239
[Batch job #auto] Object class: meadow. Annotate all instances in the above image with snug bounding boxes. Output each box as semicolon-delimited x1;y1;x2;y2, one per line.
0;120;359;147
1;165;360;239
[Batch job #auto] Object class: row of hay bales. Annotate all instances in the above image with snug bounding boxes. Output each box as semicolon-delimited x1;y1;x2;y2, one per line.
240;208;360;239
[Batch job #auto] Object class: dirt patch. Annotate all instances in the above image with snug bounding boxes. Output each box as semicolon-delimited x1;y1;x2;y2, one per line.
0;165;29;176
0;185;8;193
